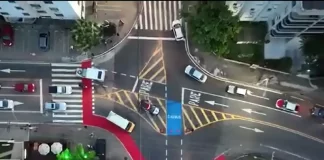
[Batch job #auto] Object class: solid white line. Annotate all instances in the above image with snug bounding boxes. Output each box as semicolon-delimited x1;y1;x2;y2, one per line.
148;1;153;30
168;1;172;29
51;63;81;67
52;94;82;98
139;14;143;29
0;86;14;89
52;74;77;77
52;79;82;83
67;104;82;108
73;90;82;93
181;88;185;105
51;69;76;72
159;1;163;30
132;77;139;92
0;61;50;65
249;94;270;100
183;87;301;118
52;120;83;123
53;99;82;103
0;110;40;113
39;79;43;114
154;1;158;30
52;114;82;118
128;36;176;41
143;1;148;29
290;96;304;101
163;1;168;30
0;94;39;97
173;1;177;21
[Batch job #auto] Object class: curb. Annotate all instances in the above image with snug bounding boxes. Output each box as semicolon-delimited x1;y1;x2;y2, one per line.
183;22;283;94
91;1;144;65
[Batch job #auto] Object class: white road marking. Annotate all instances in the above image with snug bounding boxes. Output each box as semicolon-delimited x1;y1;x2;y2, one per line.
39;79;43;113
52;120;83;123
51;63;81;67
128;36;176;41
52;79;82;83
159;1;163;30
168;1;172;28
163;1;168;30
121;73;127;76
260;144;310;160
139;14;143;30
173;1;177;21
52;74;77;77
0;86;14;89
51;69;76;72
132;77;139;92
183;87;302;118
154;1;158;30
143;1;148;29
148;1;153;30
52;114;82;118
290;96;304;101
0;94;39;97
52;94;82;98
0;110;40;113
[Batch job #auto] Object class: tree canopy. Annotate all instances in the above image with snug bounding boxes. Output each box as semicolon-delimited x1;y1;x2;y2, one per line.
71;19;101;52
182;1;242;57
300;34;324;63
100;20;117;38
56;144;96;160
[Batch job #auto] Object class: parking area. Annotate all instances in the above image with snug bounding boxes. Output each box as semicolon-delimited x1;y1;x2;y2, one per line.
0;24;76;62
0;78;43;113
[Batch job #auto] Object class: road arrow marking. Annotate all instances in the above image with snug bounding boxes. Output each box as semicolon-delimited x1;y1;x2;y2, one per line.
13;101;24;106
247;90;269;100
0;68;26;73
205;101;229;108
239;126;264;133
0;86;14;89
242;108;267;116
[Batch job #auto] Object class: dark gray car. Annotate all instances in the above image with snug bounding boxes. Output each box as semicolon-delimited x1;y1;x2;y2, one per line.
39;32;50;51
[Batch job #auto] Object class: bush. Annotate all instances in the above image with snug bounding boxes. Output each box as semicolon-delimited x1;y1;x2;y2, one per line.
263;57;292;72
226;44;264;64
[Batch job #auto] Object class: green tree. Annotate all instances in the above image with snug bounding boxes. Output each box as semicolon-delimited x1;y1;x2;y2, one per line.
56;144;96;160
100;20;117;38
182;1;242;57
300;34;324;62
71;19;101;52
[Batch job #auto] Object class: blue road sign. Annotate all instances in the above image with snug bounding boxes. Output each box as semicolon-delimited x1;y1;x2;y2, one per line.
166;100;182;136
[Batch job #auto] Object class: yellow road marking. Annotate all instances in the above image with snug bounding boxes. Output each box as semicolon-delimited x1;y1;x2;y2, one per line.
124;91;137;111
147;114;159;131
140;57;163;79
161;52;167;84
201;109;210;123
140;78;166;85
157;99;166;113
231;115;236;119
158;77;166;83
221;113;226;120
115;92;124;105
182;108;196;129
190;107;202;126
158;115;166;128
138;47;162;76
212;112;218;121
150;67;164;80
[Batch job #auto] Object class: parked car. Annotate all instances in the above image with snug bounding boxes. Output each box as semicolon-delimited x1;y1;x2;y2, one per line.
39;31;50;51
44;102;67;111
1;24;14;46
48;85;72;94
0;99;14;109
226;85;247;96
184;65;207;83
275;99;299;113
310;105;324;119
94;139;106;160
140;99;159;115
172;20;184;41
14;83;36;93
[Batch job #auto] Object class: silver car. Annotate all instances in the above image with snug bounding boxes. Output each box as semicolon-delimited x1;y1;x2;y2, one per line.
44;102;67;111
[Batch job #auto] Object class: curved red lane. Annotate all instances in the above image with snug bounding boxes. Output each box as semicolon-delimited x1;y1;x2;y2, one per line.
81;60;145;160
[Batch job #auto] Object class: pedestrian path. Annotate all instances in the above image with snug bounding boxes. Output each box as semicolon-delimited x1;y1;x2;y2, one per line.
50;63;95;124
134;1;182;31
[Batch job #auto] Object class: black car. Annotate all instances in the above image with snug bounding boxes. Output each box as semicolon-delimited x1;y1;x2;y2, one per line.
140;99;160;115
94;139;106;160
39;32;50;51
310;106;324;118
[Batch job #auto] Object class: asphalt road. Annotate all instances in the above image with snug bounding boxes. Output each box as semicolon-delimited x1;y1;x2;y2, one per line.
0;63;51;78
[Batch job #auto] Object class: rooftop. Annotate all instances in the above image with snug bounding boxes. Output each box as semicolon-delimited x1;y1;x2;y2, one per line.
302;1;324;10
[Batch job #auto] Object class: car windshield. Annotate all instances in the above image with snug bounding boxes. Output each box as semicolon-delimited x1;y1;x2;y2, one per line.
284;100;288;107
51;103;58;109
98;71;102;79
2;101;8;107
189;68;195;75
62;87;66;93
174;24;181;28
2;36;10;40
24;84;28;90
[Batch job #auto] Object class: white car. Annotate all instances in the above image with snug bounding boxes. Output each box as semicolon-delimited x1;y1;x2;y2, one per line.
226;85;247;96
172;20;184;41
44;102;67;111
76;67;105;82
0;99;14;109
275;99;299;113
184;65;207;83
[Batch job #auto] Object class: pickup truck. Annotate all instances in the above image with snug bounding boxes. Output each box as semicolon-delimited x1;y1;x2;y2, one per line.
48;86;72;94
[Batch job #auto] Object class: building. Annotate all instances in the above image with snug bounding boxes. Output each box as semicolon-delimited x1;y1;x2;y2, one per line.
0;1;85;23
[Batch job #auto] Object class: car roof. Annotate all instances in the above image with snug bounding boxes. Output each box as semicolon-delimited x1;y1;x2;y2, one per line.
193;70;203;78
286;101;297;110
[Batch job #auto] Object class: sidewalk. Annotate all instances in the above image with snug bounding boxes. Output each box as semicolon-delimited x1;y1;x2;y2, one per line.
0;1;139;63
185;22;317;93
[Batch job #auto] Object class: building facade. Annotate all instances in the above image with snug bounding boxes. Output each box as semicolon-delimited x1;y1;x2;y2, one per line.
227;1;324;40
0;1;85;23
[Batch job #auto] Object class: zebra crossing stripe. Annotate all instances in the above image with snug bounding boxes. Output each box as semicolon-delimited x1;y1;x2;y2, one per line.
66;105;83;108
52;79;82;83
54;110;83;113
52;74;77;77
51;69;76;72
52;114;82;118
52;94;82;98
53;99;82;103
51;63;81;67
52;120;83;123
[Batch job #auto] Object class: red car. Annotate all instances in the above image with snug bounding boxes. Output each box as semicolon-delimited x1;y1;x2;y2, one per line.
14;83;35;93
276;99;299;113
1;24;14;46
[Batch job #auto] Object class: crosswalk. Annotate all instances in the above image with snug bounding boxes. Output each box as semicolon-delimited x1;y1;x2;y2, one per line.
50;63;95;123
134;1;182;31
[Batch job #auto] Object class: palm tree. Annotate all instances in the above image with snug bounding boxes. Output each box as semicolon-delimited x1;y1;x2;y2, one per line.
71;19;101;53
56;144;96;160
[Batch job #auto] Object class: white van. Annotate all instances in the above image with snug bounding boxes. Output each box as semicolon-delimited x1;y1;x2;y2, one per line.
106;111;135;133
76;67;105;82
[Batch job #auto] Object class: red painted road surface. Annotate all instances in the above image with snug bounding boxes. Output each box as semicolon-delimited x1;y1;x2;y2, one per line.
81;60;145;160
214;154;226;160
